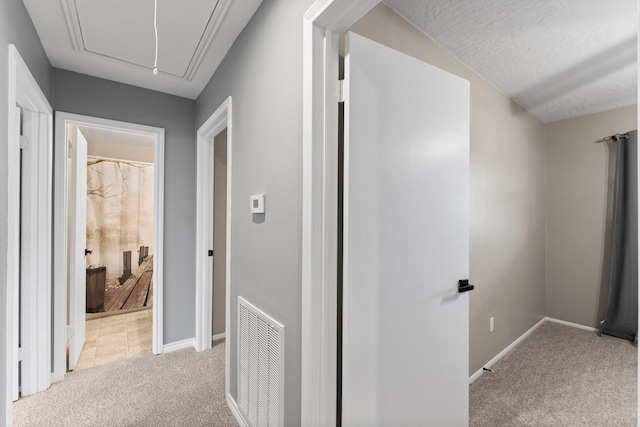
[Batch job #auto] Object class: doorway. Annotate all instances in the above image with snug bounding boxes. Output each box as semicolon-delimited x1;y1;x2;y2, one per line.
76;125;156;370
195;96;232;400
212;129;228;342
53;113;165;382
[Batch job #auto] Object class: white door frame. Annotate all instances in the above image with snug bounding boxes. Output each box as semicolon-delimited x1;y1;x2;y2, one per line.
6;44;53;427
301;1;379;425
53;112;166;382
194;97;232;395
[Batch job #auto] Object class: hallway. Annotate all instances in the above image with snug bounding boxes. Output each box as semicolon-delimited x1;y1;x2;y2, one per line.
14;342;233;427
75;309;152;371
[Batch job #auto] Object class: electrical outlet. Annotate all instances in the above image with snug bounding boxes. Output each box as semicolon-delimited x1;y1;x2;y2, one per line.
489;317;495;332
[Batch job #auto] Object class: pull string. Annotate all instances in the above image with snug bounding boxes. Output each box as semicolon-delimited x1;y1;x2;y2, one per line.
153;0;158;75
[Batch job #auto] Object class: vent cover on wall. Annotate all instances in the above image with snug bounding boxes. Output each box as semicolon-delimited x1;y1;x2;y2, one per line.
238;296;284;427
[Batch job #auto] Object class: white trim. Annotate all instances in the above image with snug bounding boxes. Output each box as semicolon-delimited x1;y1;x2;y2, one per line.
212;333;226;341
468;318;546;384
163;338;196;354
6;44;53;427
184;0;233;81
468;368;485;385
194;97;233;402
544;317;599;332
53;113;165;382
467;317;599;384
301;1;379;425
226;394;250;427
60;0;82;51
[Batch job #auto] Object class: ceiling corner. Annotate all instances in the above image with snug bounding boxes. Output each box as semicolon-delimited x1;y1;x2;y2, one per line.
59;0;82;52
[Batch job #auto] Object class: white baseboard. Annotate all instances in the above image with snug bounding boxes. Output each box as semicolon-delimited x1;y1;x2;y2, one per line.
163;338;195;353
227;394;249;427
469;316;600;384
212;333;226;341
544;317;598;332
469;317;546;384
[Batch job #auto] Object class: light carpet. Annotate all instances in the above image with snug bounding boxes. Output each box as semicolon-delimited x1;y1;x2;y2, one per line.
470;321;637;427
14;340;238;427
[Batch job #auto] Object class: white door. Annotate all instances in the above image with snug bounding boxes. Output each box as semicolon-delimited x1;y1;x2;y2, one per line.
68;127;88;370
342;32;470;426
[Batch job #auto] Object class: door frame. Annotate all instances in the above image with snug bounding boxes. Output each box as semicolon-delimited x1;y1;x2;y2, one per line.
301;1;379;425
194;97;232;396
5;44;53;427
302;3;640;425
53;112;166;382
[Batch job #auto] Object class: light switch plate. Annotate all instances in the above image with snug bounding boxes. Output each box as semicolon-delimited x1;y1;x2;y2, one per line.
250;194;265;213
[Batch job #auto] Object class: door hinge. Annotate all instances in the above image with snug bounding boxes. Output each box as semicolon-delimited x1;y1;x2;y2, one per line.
19;136;29;150
66;325;73;340
18;347;28;362
338;79;347;103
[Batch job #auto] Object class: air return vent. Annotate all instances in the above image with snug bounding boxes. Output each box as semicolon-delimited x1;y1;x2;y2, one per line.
237;297;284;427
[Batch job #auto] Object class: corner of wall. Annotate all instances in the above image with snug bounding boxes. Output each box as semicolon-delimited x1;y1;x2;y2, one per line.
543;106;637;327
542;122;550;317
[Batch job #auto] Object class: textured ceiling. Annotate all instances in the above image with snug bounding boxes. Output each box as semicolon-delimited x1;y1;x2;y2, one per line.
382;0;638;123
23;0;263;99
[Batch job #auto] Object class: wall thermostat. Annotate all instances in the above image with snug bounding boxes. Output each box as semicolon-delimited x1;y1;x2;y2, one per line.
250;194;265;214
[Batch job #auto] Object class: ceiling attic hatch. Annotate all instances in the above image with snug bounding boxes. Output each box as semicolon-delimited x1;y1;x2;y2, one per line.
61;0;225;80
25;0;262;97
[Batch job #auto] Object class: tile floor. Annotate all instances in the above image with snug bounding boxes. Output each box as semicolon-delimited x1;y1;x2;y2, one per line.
74;309;152;371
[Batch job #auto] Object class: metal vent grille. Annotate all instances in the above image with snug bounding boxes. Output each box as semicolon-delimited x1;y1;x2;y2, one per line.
238;297;284;427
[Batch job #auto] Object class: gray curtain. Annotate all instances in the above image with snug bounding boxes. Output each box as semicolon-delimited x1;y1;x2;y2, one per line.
601;130;638;344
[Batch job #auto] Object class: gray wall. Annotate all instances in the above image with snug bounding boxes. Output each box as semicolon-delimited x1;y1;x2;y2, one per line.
545;105;638;327
0;0;52;422
195;0;312;424
213;129;227;336
4;2;633;426
350;4;547;375
53;69;197;344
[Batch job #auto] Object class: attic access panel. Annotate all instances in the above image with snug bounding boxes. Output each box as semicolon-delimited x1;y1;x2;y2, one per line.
75;0;220;77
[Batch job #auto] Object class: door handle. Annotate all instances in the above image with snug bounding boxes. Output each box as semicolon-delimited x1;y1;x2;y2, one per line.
458;279;474;293
85;249;93;256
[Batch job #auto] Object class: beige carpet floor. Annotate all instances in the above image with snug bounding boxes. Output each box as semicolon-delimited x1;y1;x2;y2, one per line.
13;322;637;426
470;321;638;427
14;340;238;427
